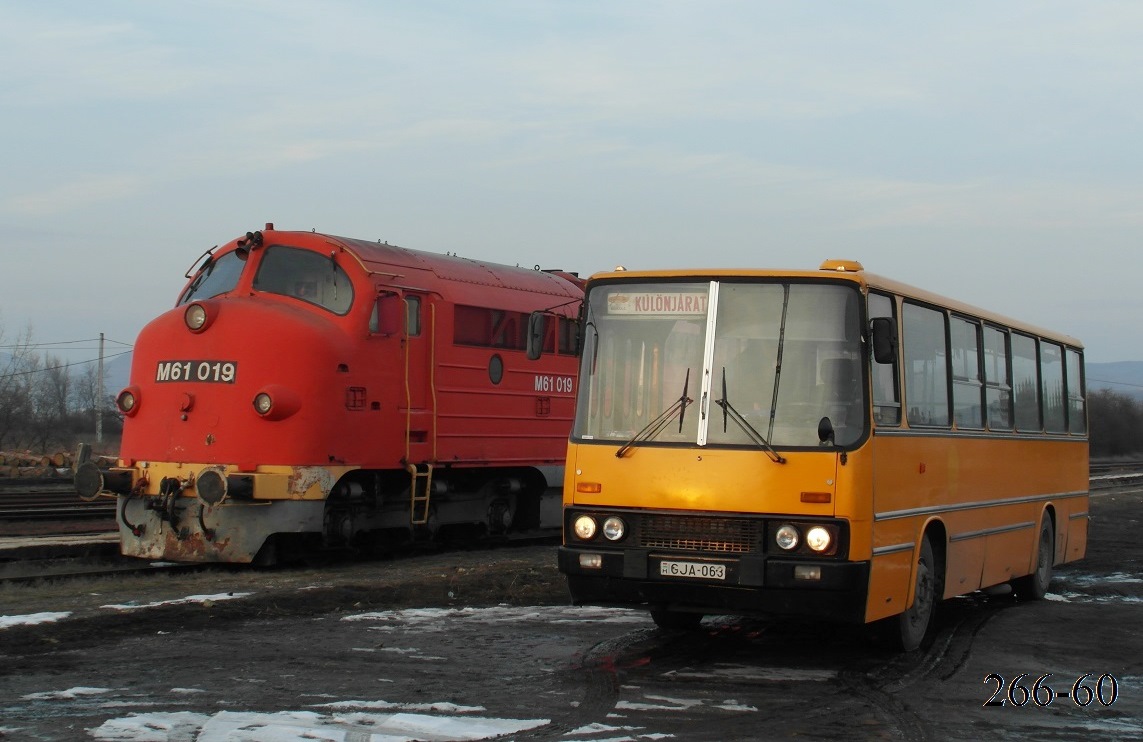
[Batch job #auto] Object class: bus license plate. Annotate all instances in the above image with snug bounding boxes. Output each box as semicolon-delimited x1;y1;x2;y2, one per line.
659;560;726;581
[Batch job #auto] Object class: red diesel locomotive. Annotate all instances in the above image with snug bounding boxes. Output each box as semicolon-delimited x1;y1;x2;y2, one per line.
75;224;583;563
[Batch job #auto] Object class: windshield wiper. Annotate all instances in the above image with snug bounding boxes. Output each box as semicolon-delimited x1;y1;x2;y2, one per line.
766;286;791;441
616;369;692;458
715;367;786;464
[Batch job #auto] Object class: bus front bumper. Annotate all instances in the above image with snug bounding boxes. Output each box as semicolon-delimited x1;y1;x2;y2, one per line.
558;546;870;623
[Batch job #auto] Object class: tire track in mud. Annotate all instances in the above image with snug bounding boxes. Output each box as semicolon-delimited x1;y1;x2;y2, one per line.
513;629;656;739
837;600;1010;742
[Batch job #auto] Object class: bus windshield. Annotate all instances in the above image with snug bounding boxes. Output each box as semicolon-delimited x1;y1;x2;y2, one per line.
573;280;866;448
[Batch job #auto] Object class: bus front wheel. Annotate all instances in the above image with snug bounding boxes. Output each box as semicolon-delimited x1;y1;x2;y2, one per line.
893;535;937;651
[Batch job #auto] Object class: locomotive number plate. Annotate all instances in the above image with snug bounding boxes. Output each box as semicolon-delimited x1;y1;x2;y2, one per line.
659;560;726;581
155;360;238;384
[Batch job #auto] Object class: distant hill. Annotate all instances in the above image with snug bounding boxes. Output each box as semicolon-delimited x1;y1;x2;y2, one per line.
103;353;132;397
1086;361;1143;400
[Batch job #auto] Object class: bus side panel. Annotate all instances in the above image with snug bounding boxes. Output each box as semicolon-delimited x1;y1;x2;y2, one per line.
982;524;1040;587
867;434;952;621
871;432;1087;611
1065;508;1089;562
865;549;916;623
946;537;985;597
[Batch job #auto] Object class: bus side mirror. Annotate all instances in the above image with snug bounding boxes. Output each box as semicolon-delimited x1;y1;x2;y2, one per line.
526;311;546;360
371;292;403;335
871;317;897;364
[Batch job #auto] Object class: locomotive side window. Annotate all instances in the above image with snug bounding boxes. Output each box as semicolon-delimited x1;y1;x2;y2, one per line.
455;305;528;350
538;315;578;354
179;251;246;305
253;245;354;315
405;296;422;337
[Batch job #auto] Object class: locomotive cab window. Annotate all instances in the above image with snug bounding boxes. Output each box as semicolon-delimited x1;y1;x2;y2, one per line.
252;245;354;315
179;250;246;305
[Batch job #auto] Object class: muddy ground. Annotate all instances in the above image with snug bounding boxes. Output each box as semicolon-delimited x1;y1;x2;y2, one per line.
0;484;1141;741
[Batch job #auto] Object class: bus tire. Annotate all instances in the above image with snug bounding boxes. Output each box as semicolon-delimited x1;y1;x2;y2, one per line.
1012;516;1054;601
894;535;937;651
650;609;703;631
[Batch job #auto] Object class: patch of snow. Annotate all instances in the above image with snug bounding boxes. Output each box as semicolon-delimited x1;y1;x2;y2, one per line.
101;593;252;611
0;611;70;629
22;686;113;700
89;708;549;741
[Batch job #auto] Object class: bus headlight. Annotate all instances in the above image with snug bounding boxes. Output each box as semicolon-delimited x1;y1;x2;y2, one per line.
573;515;597;540
806;526;832;553
775;524;799;551
602;516;626;541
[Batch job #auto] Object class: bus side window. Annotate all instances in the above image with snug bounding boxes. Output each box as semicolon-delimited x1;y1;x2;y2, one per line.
868;293;901;425
902;302;950;427
1065;348;1086;434
983;326;1013;430
1012;333;1041;431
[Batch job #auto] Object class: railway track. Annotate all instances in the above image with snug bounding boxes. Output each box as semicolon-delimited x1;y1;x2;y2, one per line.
1088;458;1143;475
0;480;116;522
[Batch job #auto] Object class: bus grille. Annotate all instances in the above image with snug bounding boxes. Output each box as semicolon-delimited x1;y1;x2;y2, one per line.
639;514;762;553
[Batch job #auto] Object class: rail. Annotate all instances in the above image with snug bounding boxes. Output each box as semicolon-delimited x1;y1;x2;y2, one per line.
0;480;116;522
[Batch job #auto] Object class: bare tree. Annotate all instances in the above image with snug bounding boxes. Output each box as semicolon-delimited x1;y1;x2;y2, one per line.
0;313;35;450
26;353;72;452
1089;389;1143;458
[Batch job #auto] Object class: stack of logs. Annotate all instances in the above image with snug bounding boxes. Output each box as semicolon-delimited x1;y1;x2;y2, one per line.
0;450;117;478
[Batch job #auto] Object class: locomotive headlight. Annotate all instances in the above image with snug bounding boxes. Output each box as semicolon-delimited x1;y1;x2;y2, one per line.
775;524;799;551
116;386;141;417
253;392;274;415
805;526;832;553
602;516;626;541
185;303;208;331
573;515;597;540
251;385;301;421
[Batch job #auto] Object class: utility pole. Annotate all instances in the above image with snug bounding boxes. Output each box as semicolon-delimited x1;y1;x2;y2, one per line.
96;332;104;444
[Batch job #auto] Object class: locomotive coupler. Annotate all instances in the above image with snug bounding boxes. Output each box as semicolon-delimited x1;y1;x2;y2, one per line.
150;475;194;531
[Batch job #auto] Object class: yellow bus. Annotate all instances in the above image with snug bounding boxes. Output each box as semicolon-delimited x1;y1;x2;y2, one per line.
548;260;1088;650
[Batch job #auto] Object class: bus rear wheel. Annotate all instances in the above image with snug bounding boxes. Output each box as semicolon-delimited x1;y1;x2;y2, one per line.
650;609;704;631
1012;517;1054;601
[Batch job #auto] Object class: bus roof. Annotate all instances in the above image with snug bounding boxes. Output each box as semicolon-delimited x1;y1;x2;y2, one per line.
584;262;1083;349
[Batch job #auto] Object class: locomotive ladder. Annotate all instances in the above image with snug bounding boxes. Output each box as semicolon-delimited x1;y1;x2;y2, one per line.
405;462;435;525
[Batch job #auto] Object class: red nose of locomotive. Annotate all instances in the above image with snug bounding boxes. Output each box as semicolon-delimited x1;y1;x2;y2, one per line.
119;296;347;466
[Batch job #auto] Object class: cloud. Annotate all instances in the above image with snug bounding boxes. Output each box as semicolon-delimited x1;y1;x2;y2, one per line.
5;174;145;216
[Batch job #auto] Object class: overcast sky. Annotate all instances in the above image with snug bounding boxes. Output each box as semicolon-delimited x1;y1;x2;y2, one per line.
2;1;1140;368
